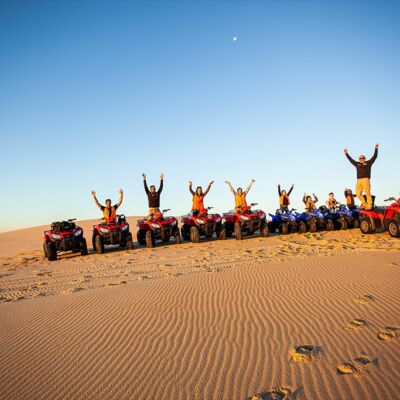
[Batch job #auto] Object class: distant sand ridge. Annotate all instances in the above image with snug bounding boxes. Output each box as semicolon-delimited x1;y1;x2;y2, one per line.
0;219;399;399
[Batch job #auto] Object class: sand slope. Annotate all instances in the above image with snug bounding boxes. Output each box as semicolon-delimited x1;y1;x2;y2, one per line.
1;225;399;400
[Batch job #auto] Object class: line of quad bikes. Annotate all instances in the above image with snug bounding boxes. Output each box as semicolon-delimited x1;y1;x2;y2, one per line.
43;197;400;261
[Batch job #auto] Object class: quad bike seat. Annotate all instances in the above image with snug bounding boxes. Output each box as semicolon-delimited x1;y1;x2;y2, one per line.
372;207;386;215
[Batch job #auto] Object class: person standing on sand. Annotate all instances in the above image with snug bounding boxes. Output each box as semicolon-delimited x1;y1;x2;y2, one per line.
344;144;379;210
91;189;124;223
278;183;294;211
143;173;164;216
189;180;214;216
225;179;255;212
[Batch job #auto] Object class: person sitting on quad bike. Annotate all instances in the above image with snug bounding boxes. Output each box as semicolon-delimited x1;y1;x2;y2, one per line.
344;188;357;210
278;183;294;211
143;173;164;216
189;180;214;216
303;193;318;212
225;179;255;212
326;192;338;210
344;143;379;210
92;189;124;222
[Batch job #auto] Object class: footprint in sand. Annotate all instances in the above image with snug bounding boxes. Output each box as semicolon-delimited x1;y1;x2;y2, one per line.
289;345;320;363
337;354;373;375
354;295;375;305
345;319;367;331
386;262;398;267
35;270;53;277
246;387;291;400
377;327;400;341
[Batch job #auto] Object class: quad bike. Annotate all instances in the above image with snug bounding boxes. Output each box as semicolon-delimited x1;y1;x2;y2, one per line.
296;211;318;233
359;196;400;238
316;206;335;231
223;203;268;240
181;207;225;243
92;214;134;254
137;209;181;248
331;204;359;230
268;209;298;234
43;218;88;261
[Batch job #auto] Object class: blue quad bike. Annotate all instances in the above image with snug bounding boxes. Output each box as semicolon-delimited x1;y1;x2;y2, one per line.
332;204;360;230
268;209;299;235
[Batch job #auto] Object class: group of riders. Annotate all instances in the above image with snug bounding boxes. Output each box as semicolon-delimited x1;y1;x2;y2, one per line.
91;144;379;224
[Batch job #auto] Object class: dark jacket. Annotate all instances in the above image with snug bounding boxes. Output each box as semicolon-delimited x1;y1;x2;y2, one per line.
144;179;163;208
346;149;378;179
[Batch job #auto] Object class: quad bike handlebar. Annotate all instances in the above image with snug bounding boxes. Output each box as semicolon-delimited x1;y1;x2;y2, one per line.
68;218;77;222
250;203;258;207
162;209;171;214
384;197;396;202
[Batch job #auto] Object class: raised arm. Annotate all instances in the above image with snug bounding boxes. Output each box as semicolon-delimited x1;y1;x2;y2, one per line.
287;184;294;196
244;179;255;195
203;181;214;196
188;181;195;195
313;193;318;203
303;193;307;204
116;189;124;207
278;184;282;196
158;173;164;194
344;148;357;166
368;144;379;164
91;191;103;210
225;180;236;195
142;173;149;194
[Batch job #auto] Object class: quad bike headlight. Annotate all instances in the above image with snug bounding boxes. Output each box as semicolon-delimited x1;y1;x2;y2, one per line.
121;225;128;231
74;229;82;236
196;219;205;224
99;227;109;234
51;233;62;240
151;223;160;229
240;215;250;221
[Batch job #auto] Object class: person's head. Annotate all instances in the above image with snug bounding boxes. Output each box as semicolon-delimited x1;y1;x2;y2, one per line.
237;187;243;195
282;190;287;196
359;155;366;163
150;185;156;193
329;192;334;198
306;195;312;202
346;188;353;195
105;199;111;207
196;186;203;195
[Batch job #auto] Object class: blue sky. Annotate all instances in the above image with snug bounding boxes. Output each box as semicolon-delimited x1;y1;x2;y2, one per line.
0;0;399;232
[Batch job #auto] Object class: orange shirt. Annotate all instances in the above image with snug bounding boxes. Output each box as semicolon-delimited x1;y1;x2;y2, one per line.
192;194;205;211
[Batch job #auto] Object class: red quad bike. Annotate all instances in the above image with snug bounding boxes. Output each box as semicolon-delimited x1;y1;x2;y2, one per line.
223;203;269;240
181;207;226;243
359;196;400;238
92;214;134;254
43;219;88;261
136;209;181;248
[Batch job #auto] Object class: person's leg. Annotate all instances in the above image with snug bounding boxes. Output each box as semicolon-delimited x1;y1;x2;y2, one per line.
363;179;372;210
355;179;366;208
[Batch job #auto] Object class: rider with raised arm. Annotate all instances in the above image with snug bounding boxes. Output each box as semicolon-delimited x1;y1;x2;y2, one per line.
278;183;294;211
143;173;164;216
189;180;214;216
225;179;255;212
91;189;123;223
303;193;318;213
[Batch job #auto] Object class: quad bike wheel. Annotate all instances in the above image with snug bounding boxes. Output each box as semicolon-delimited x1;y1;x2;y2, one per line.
181;227;190;241
234;222;242;240
145;230;155;248
337;218;348;230
137;231;146;245
325;219;334;231
260;224;269;238
173;228;182;244
298;221;307;234
80;238;88;256
359;216;373;234
308;220;317;233
43;242;48;258
46;242;57;261
279;222;288;235
267;222;276;234
217;226;226;240
94;235;104;254
353;219;359;229
126;233;134;250
388;218;400;238
190;226;200;243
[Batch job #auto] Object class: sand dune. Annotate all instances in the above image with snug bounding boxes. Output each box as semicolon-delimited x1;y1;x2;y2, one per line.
1;223;399;399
